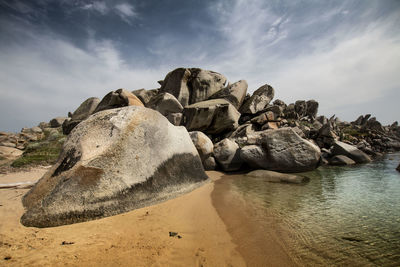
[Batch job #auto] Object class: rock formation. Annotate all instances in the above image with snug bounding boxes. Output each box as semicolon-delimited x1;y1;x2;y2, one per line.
21;106;207;227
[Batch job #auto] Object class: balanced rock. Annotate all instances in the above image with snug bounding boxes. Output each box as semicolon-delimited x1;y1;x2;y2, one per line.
213;138;243;171
21;106;208;227
189;131;213;161
257;128;321;172
146;93;183;116
94;88;144;113
62;97;100;135
295;100;307;117
239;84;274;114
331;141;371;164
132;88;159;106
329;155;356;165
160;68;227;106
209;80;248;109
246;170;308;184
183;99;240;135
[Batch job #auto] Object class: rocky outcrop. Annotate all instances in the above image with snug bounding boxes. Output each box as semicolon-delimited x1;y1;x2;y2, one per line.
331;141;371;164
246;170;308;184
239;84;274;114
213;138;243;171
146;93;183;116
62;97;100;135
255;128;321;172
132;88;159;106
21;106;208;227
183;99;240;135
0;146;23;159
209;80;248;109
94;88;144;113
160;68;227;106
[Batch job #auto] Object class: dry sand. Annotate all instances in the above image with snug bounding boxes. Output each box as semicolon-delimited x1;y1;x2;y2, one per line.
0;168;297;266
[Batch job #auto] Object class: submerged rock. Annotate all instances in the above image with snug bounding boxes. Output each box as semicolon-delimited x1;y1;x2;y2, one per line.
21;106;207;228
329;155;356;166
246;170;308;184
397;163;400;172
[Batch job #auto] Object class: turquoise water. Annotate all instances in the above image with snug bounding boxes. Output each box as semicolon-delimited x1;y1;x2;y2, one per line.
229;153;400;266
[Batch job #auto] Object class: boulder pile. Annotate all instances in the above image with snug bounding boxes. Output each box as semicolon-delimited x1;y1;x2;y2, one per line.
5;67;399;226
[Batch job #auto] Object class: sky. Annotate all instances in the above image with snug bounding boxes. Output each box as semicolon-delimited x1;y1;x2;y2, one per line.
0;0;399;132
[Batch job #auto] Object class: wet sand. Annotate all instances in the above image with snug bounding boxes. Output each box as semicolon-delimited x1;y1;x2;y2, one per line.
0;168;295;266
212;175;298;267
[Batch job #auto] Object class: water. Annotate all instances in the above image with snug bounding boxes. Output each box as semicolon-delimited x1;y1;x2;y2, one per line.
227;153;400;266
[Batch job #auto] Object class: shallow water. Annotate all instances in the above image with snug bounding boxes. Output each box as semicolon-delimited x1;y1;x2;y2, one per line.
228;153;400;266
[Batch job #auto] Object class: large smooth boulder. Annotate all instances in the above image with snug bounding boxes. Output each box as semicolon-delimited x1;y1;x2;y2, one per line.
209;80;248;109
21;106;208;228
331;141;372;164
240;145;268;169
94;88;144;113
213;138;243;171
132;88;159;106
239;84;274;114
160;68;227;106
246;170;308;184
257;128;321;172
189;131;213;161
183;99;240;135
146;93;183;116
62;97;100;135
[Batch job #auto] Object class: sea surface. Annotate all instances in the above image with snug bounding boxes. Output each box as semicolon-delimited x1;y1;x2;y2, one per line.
225;153;400;266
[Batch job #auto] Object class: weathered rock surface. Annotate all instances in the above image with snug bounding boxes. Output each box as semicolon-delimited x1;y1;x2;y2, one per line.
21;106;207;227
189;131;213;161
209;80;248;109
132;88;159;106
62;97;100;135
306;100;319;119
146;93;183;116
94;88;144;113
240;145;268;169
213;138;243;171
160;68;226;106
50;117;67;128
203;156;216;170
183;99;240;135
0;146;23;159
331;141;371;164
239;84;274;114
329;155;356;165
257;128;321;172
246;170;308;184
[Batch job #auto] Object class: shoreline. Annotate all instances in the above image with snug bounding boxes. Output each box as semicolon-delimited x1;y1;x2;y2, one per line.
211;174;299;267
0;168;245;266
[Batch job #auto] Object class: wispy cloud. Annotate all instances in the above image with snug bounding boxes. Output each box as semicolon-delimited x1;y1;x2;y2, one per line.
81;1;109;15
114;2;137;24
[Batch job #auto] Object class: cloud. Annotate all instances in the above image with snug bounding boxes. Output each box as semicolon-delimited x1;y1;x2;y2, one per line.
206;0;400;124
0;26;165;132
114;3;137;24
81;1;109;15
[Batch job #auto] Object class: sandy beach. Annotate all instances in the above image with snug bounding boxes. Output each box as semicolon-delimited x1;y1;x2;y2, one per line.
0;168;296;266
